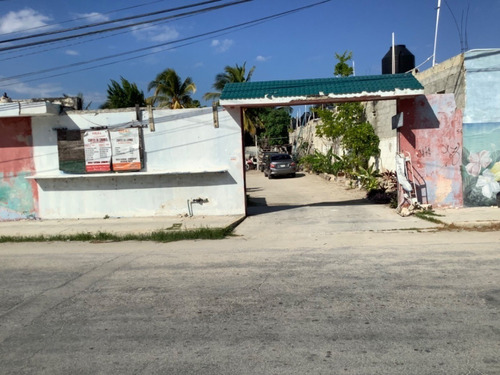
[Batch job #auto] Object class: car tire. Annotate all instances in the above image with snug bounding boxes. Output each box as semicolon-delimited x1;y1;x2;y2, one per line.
290;173;296;178
268;173;273;179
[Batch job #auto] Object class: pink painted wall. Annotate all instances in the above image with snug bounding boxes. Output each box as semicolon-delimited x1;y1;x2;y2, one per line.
0;117;39;220
398;94;463;207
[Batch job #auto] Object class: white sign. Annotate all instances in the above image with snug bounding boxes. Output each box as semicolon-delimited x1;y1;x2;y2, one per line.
110;128;141;171
84;130;111;172
392;112;404;130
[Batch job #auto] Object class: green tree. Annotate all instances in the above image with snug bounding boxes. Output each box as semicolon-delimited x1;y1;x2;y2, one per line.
203;62;255;101
333;51;354;77
342;121;380;168
259;108;292;146
100;77;145;109
315;51;379;171
204;62;261;137
147;68;197;109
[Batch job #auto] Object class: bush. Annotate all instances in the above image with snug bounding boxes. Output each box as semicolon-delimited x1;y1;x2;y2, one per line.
299;149;348;175
366;170;398;206
354;164;380;191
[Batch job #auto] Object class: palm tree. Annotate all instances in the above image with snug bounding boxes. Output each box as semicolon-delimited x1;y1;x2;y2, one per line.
147;68;197;109
100;77;145;109
203;62;255;102
204;62;260;135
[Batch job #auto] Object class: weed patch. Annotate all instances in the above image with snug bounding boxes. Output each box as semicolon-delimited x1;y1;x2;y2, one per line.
0;226;233;243
414;210;445;224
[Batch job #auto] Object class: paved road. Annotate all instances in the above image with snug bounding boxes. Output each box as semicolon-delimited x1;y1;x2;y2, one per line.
0;171;499;374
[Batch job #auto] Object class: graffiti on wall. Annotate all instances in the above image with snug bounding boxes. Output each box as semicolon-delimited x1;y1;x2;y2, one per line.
0;172;37;220
0;117;38;220
462;122;500;206
398;94;463;207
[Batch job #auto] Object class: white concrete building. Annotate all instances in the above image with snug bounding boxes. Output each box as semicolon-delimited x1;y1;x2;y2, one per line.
0;102;246;220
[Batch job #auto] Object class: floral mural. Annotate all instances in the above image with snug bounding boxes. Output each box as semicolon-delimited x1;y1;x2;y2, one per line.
462;123;500;206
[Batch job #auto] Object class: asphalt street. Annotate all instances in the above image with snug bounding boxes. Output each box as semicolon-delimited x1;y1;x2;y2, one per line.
0;171;499;375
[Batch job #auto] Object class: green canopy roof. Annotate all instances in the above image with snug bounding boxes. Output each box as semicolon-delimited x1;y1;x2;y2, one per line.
220;73;423;107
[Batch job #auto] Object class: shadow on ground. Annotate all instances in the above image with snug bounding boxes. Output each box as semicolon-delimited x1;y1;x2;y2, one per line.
247;196;372;216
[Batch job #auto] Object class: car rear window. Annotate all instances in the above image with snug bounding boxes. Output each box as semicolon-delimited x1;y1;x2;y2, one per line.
271;154;292;161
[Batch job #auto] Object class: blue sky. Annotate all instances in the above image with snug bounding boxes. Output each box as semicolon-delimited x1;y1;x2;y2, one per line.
0;0;499;110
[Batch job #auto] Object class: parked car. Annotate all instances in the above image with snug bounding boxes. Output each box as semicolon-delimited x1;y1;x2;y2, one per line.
259;151;280;172
263;153;297;179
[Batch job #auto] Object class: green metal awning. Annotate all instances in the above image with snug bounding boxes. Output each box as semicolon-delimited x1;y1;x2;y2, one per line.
220;73;424;107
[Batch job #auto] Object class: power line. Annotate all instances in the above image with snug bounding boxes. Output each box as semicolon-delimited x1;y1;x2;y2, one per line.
0;10;202;62
0;0;248;52
0;0;332;86
0;0;172;37
0;0;223;44
0;22;161;62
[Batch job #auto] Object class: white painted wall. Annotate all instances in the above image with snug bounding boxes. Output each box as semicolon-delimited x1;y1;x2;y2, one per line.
31;107;245;219
364;100;397;171
463;49;500;123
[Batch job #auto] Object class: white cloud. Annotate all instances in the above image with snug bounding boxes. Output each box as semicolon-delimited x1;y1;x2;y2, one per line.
65;50;79;56
194;62;204;68
256;55;271;62
81;91;107;109
0;8;51;34
74;12;109;23
211;39;233;53
132;24;179;43
3;78;62;98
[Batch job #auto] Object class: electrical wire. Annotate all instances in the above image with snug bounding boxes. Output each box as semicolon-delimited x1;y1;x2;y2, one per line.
0;0;250;52
0;5;209;62
0;0;223;44
0;0;172;37
4;17;280;85
408;55;434;73
0;0;332;86
0;22;165;62
0;11;199;62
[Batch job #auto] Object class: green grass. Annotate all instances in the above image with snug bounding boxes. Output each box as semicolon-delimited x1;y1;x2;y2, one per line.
414;210;445;224
0;226;234;243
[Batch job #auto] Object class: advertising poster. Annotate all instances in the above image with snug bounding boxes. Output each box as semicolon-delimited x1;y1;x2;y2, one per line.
83;130;111;172
110;128;141;171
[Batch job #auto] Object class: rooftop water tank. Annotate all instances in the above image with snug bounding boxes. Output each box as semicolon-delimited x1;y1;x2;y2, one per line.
382;45;415;74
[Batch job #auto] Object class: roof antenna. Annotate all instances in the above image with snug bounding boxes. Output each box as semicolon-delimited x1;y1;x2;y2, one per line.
433;0;442;66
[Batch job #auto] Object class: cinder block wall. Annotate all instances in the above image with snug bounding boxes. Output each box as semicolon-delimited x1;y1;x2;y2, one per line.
416;54;465;110
364;100;397;171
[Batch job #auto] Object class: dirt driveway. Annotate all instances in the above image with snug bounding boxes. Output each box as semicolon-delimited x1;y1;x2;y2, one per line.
237;170;437;239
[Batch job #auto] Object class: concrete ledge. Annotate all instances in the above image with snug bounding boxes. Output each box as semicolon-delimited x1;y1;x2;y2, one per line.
27;168;229;180
0;215;246;238
432;206;500;227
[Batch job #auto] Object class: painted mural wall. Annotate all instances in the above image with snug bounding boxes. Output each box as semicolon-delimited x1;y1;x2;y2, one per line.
462;49;500;206
0;117;39;220
398;94;463;207
0;106;245;220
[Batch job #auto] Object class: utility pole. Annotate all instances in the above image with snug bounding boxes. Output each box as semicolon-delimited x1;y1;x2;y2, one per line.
433;0;442;66
392;33;396;74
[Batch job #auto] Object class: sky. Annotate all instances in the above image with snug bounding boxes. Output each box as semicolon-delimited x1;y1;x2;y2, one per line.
0;0;499;110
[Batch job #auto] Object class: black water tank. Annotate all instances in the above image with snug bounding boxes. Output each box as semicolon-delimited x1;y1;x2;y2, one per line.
382;45;415;74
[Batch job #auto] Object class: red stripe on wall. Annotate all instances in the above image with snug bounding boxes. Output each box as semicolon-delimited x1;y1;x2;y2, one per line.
0;117;39;216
